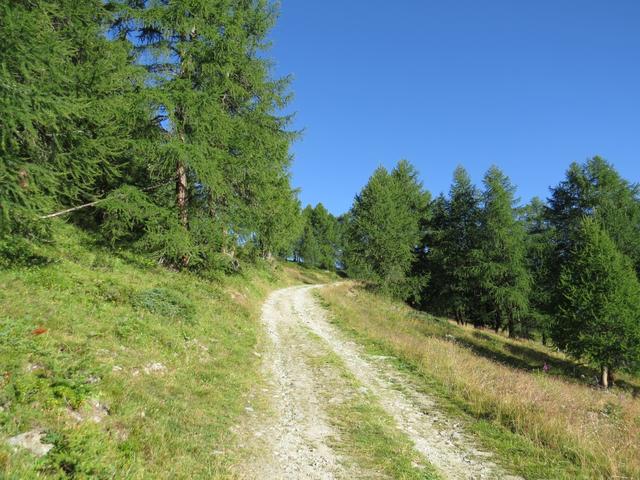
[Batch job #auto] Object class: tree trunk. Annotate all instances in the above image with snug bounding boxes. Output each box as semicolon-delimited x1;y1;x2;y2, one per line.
176;160;189;268
600;365;609;388
176;161;188;229
494;312;500;333
507;316;515;338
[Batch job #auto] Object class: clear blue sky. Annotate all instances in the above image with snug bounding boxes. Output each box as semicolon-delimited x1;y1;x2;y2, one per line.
268;0;640;215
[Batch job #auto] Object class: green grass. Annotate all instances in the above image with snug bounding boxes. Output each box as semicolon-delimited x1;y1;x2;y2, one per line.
0;223;335;479
317;284;640;480
304;332;441;480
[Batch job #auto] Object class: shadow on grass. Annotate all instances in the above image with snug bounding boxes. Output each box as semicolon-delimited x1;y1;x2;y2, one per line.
450;329;640;397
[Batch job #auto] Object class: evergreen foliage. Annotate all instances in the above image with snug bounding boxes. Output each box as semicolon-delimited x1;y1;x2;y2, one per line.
520;197;555;341
422;167;481;322
107;0;298;266
474;167;530;337
547;156;640;275
296;203;339;269
554;217;640;387
343;160;430;299
0;0;145;237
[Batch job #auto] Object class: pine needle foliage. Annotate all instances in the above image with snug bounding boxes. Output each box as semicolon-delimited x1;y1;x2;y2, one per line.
107;0;299;266
422;166;482;322
0;0;146;238
475;166;530;337
343;160;430;300
554;217;640;386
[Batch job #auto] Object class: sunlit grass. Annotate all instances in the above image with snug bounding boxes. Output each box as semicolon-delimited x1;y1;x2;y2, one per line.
305;332;442;480
0;222;334;479
318;283;640;480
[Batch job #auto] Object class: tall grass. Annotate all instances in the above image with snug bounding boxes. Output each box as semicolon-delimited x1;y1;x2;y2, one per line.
319;283;640;480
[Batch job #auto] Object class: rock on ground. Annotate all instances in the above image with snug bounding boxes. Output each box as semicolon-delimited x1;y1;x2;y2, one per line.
7;430;53;457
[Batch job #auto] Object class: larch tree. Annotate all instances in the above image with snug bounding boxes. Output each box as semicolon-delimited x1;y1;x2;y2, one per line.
520;197;555;341
343;160;430;299
547;157;640;276
424;166;482;323
0;0;145;238
108;0;296;267
303;203;339;269
476;166;530;337
296;205;322;266
554;217;640;388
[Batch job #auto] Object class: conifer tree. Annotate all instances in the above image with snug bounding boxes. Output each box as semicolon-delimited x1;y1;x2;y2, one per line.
296;206;320;265
476;167;530;336
424;167;481;322
521;197;555;341
554;217;640;387
420;194;448;311
343;160;430;299
109;0;296;267
296;203;338;269
0;1;145;238
547;157;640;275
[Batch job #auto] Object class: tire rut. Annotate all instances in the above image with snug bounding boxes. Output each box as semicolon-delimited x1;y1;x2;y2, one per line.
241;284;522;480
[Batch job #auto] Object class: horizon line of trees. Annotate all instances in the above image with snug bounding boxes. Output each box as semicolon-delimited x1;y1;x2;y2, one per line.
336;156;640;388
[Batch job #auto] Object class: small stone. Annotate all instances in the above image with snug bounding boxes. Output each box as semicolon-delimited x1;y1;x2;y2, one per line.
112;365;124;372
87;399;109;423
67;408;84;423
143;362;167;375
7;430;53;457
245;406;254;413
25;364;44;373
67;399;109;424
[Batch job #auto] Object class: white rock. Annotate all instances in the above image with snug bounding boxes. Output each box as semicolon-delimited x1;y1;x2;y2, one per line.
143;362;167;375
7;430;53;457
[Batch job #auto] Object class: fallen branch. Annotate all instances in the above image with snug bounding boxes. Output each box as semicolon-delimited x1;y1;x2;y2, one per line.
40;199;108;219
39;178;176;220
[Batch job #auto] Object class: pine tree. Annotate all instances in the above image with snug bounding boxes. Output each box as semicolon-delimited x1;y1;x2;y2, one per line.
554;217;640;387
476;167;530;337
547;157;640;275
296;203;338;269
520;197;555;341
0;1;145;238
108;0;296;267
420;194;448;311
424;167;482;322
343;160;430;299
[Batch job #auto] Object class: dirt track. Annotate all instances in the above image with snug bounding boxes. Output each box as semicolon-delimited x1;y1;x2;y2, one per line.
240;285;522;480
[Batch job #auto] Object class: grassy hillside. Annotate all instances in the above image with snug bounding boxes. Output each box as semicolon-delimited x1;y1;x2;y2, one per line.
0;224;334;479
318;283;640;480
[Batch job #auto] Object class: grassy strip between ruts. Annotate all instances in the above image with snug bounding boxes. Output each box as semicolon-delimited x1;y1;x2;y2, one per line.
316;283;640;480
0;222;335;479
304;330;442;480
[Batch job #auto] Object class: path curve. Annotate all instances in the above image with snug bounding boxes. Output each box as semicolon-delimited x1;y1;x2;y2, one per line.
243;284;522;480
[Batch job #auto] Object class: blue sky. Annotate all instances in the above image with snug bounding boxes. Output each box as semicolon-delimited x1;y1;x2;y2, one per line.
268;0;640;215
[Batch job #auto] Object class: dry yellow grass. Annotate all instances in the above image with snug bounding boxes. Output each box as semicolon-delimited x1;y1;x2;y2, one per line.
319;283;640;480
